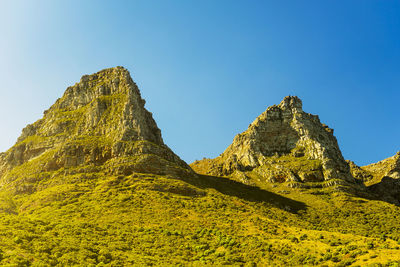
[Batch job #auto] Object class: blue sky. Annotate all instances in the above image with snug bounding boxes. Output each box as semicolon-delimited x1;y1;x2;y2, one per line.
0;0;399;166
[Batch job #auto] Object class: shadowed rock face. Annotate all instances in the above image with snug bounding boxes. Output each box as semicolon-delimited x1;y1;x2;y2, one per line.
191;96;354;184
368;176;400;205
0;67;192;192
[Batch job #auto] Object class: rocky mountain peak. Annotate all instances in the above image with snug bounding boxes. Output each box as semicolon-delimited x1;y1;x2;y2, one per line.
0;67;192;193
278;95;303;112
191;96;354;185
17;66;163;145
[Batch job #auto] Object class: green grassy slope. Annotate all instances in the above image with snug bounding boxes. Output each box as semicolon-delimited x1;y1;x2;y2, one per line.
0;170;399;266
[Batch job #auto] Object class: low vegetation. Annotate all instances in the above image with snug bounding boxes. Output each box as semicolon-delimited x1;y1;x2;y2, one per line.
0;169;399;265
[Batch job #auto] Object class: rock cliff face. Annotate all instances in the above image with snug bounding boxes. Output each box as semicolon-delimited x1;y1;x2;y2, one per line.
346;160;373;182
191;96;354;184
0;67;192;193
358;152;400;205
363;152;400;181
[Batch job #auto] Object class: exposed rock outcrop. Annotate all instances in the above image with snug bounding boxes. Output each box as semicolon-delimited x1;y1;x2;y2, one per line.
0;67;193;193
347;160;373;182
363;152;400;181
191;96;354;185
359;152;400;204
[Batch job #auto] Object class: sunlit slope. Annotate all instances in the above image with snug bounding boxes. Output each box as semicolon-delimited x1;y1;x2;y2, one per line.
0;171;399;265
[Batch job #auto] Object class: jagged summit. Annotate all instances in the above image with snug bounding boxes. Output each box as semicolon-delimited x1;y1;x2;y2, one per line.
277;95;303;112
0;67;192;193
22;66;163;145
191;96;354;185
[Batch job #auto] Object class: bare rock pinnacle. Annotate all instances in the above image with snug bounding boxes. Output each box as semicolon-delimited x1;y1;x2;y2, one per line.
191;96;354;185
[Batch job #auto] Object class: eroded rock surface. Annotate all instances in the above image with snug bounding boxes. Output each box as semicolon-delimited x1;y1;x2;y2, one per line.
363;152;400;181
191;96;354;184
358;152;400;204
0;67;192;193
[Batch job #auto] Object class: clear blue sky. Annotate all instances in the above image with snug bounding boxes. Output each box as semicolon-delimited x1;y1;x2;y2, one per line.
0;0;399;166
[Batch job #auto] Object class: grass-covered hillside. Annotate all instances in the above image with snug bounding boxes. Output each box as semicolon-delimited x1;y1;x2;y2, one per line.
0;169;400;266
